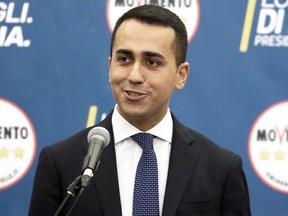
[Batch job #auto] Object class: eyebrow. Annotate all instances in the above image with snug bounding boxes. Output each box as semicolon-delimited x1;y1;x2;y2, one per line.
115;49;165;59
115;49;132;55
142;51;165;59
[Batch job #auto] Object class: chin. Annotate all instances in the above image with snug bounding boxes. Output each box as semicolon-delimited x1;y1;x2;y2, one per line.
122;107;148;119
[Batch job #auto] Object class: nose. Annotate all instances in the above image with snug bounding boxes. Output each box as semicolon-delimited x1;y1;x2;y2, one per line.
127;62;144;84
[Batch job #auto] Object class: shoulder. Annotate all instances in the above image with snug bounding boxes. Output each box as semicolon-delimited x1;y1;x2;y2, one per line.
43;110;114;155
171;113;238;162
45;128;90;154
39;110;114;169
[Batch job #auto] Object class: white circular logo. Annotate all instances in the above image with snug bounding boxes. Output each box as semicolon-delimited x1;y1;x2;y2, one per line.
248;100;288;194
106;0;200;43
0;98;37;190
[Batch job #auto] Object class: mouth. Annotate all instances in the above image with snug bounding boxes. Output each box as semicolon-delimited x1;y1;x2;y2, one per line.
127;91;142;97
124;90;147;100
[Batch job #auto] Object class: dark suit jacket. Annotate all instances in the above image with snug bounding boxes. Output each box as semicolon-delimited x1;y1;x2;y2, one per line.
28;111;251;216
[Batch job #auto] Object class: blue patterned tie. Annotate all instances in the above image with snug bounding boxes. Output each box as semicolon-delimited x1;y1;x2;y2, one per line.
131;133;159;216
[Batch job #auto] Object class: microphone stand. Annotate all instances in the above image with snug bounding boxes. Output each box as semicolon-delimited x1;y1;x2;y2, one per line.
53;162;100;216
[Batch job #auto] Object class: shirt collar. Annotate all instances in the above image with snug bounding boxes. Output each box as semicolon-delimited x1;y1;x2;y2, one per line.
112;104;173;144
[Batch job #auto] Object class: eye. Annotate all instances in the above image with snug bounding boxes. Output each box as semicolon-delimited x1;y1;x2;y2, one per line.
146;59;160;67
116;55;132;65
119;56;130;63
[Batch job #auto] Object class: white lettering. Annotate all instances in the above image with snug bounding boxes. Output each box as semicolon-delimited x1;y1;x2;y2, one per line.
275;9;285;34
0;26;7;46
275;0;288;8
6;3;20;23
0;2;32;24
261;0;288;8
0;2;32;47
261;0;275;8
20;3;29;23
257;8;285;34
3;26;24;47
257;9;278;34
254;34;288;47
0;2;7;22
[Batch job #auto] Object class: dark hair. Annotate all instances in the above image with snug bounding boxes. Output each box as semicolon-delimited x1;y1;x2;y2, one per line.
110;4;188;67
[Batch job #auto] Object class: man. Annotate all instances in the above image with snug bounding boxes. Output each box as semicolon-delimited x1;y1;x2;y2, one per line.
29;4;251;216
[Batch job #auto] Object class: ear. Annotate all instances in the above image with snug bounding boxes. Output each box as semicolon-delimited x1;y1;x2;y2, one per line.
108;56;112;83
175;62;190;90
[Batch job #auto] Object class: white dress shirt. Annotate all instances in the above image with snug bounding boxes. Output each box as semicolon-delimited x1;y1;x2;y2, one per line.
112;105;173;216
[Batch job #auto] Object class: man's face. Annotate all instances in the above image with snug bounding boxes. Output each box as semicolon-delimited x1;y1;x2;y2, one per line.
109;19;189;131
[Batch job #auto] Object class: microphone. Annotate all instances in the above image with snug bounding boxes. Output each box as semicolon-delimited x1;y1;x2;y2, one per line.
55;127;110;216
82;127;110;177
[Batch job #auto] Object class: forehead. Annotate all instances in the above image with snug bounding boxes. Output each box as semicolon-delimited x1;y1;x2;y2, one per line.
113;19;176;55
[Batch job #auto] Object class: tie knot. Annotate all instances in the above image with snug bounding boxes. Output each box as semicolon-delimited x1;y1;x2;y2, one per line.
131;133;154;152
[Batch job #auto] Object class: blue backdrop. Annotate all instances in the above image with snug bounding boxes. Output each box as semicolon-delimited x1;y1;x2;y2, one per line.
0;0;288;215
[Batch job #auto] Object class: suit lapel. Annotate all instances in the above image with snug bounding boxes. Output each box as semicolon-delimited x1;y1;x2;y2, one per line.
162;116;199;216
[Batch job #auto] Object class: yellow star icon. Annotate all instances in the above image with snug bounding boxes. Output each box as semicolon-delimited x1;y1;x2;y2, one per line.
274;150;285;161
260;150;270;160
13;147;25;158
0;147;9;158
